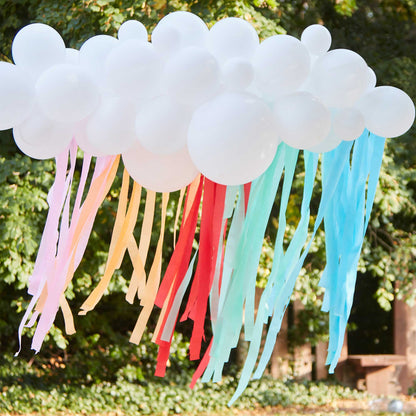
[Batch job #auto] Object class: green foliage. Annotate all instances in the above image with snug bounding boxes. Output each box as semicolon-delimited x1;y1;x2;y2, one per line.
0;352;368;415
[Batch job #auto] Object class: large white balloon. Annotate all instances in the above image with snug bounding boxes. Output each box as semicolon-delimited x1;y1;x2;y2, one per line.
122;141;199;193
104;39;162;101
332;108;365;141
36;64;100;123
356;86;415;138
301;24;331;56
273;92;331;149
65;48;80;65
136;96;191;155
254;35;311;98
311;49;368;108
86;97;137;155
187;92;279;185
208;17;259;63
13;107;73;159
79;35;118;87
151;11;208;56
162;46;220;106
118;20;148;42
12;23;66;78
0;62;35;130
221;58;254;91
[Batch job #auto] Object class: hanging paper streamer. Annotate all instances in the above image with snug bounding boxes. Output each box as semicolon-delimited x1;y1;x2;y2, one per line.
2;10;414;404
320;131;386;372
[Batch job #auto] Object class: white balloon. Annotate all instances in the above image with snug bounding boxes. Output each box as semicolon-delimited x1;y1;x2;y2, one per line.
162;46;220;106
356;86;415;138
136;96;191;155
301;24;331;56
254;35;311;97
311;49;368;108
365;67;377;92
151;11;208;55
104;39;162;100
12;23;66;78
65;48;80;65
36;64;100;123
273;92;331;149
13;107;73;159
0;62;35;130
307;132;342;153
208;17;259;63
122;142;199;193
118;20;148;42
332;108;365;141
222;58;254;91
79;35;118;87
187;92;279;185
86;97;137;155
74;122;107;157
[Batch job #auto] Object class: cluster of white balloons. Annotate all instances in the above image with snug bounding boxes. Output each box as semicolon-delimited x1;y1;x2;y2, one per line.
0;12;414;190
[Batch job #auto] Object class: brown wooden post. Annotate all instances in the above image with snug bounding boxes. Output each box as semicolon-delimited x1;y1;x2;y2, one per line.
394;295;416;393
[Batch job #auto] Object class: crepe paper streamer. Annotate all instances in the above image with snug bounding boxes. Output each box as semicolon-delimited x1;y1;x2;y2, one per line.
153;178;204;377
130;193;169;345
201;143;286;384
181;179;227;361
79;176;142;315
319;131;386;372
16;146;70;355
173;187;186;248
228;149;316;404
126;189;156;304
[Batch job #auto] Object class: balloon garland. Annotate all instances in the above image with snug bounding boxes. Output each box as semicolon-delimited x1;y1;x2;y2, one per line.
1;11;414;403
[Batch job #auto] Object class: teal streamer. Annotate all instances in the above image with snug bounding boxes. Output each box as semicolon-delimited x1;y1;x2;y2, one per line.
251;141;353;385
204;143;286;384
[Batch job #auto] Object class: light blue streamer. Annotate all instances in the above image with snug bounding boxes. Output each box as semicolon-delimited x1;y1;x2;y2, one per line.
320;132;386;372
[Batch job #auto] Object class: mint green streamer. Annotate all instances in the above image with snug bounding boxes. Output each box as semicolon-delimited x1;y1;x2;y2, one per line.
204;143;286;384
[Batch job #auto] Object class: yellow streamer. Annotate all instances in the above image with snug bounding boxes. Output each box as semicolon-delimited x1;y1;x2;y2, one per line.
126;190;156;304
130;193;169;345
80;179;142;315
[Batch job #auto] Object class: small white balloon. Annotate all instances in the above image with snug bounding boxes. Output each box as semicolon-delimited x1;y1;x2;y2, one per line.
0;62;35;130
208;17;259;63
273;92;331;149
162;46;220;106
311;49;368;108
118;20;148;42
301;24;331;56
222;58;254;91
86;97;137;155
65;48;80;65
151;11;208;55
104;39;162;100
79;35;118;87
307;131;342;153
254;35;311;97
332;108;365;141
356;86;415;138
187;92;279;185
74;122;107;157
122;141;199;193
136;96;191;155
12;23;66;78
36;64;100;123
13;106;73;159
